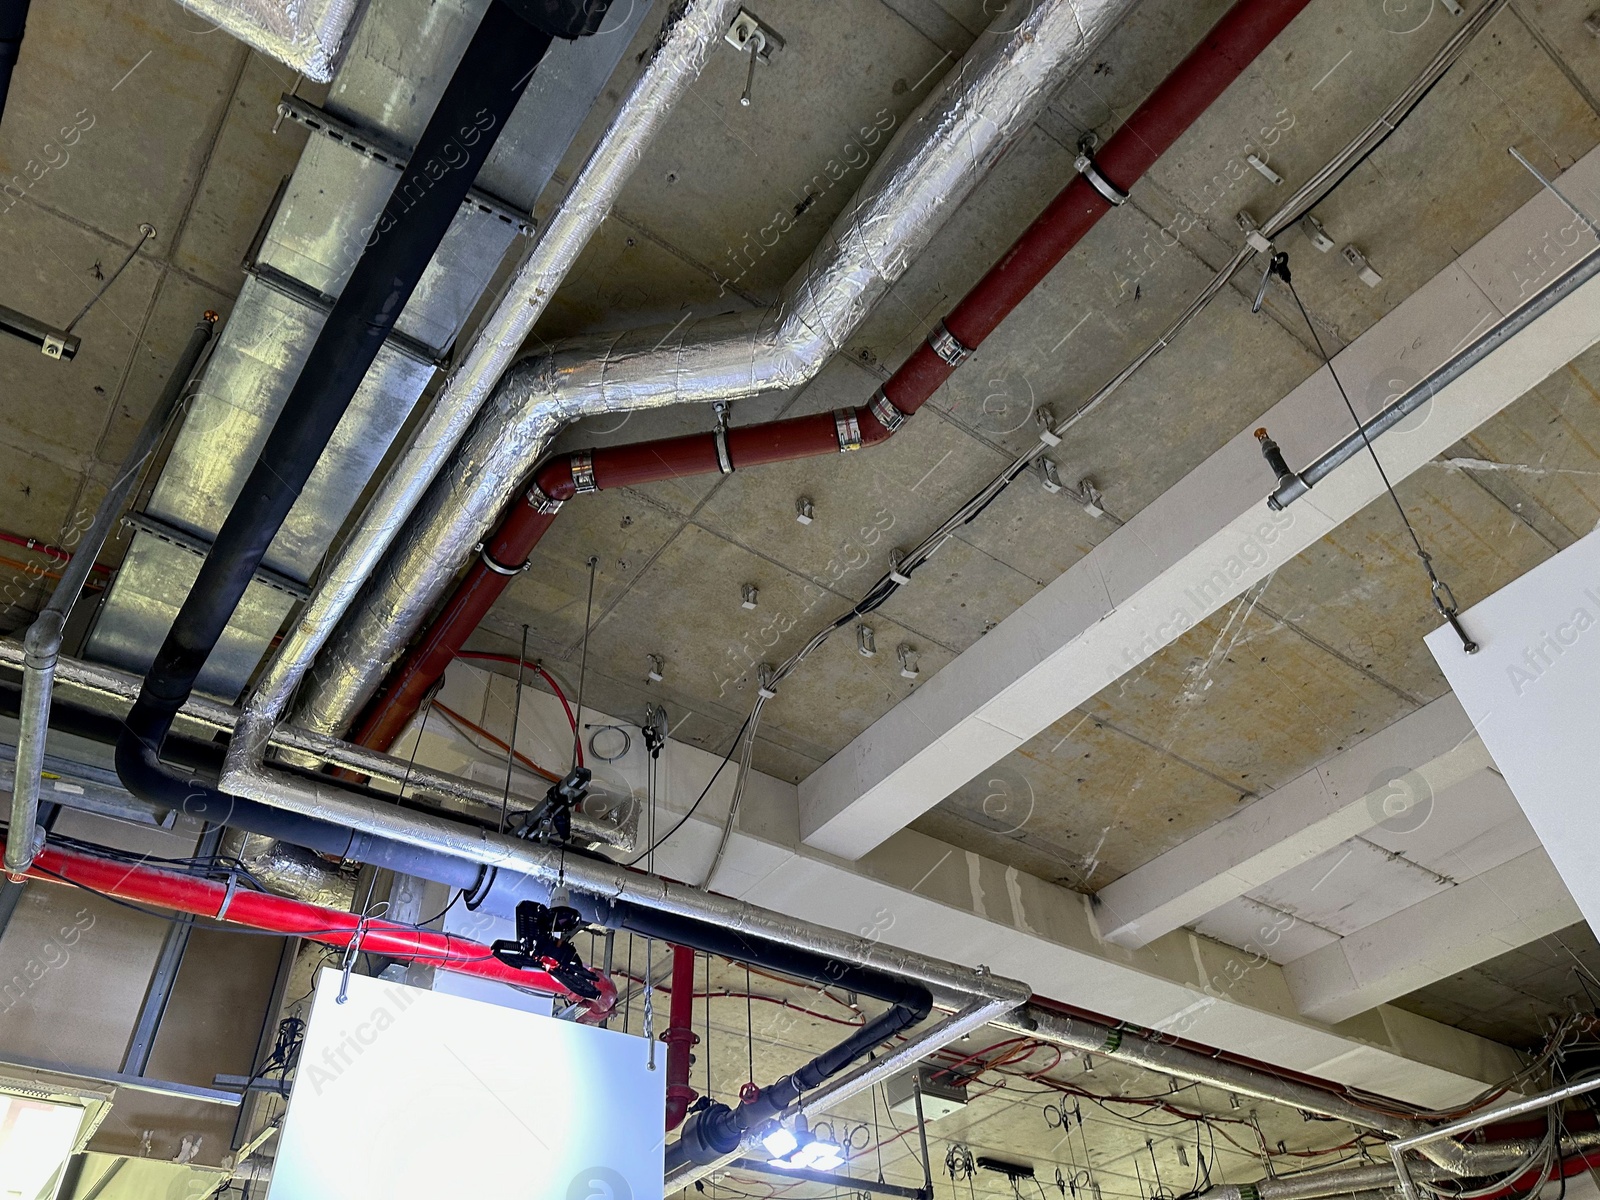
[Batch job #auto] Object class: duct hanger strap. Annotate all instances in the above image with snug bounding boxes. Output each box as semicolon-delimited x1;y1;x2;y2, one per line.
869;389;907;433
927;319;975;367
834;409;863;452
1075;152;1129;206
714;425;734;474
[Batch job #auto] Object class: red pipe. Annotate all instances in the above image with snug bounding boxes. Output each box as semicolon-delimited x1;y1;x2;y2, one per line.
662;944;701;1130
13;839;616;1023
0;529;112;573
350;0;1314;752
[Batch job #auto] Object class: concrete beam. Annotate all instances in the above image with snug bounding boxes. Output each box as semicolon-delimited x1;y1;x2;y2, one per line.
1095;694;1488;948
1284;847;1581;1024
797;145;1600;860
405;662;1526;1111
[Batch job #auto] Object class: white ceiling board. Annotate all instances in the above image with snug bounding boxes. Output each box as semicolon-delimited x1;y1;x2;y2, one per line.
1427;524;1600;933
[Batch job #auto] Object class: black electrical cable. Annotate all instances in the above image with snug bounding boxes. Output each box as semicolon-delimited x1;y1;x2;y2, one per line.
622;711;753;865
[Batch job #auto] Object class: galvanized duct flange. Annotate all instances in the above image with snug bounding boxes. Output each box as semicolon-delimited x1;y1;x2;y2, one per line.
295;0;1145;738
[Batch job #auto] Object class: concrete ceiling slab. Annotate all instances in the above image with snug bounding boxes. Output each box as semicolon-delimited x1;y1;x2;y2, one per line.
0;0;249;242
0;218;163;475
1081;601;1419;797
1262;455;1557;702
170;55;317;294
1449;347;1600;539
920;706;1253;889
486;487;688;659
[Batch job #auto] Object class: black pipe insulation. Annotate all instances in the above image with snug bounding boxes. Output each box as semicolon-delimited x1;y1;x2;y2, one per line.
115;0;583;810
667;994;932;1170
0;0;28;127
566;894;933;1008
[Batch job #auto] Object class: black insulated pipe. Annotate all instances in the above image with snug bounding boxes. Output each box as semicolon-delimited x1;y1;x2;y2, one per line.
0;0;28;128
567;895;933;1008
116;0;608;808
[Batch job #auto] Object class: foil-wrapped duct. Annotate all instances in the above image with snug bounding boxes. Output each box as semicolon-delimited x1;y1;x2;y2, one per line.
171;0;362;81
296;0;1142;737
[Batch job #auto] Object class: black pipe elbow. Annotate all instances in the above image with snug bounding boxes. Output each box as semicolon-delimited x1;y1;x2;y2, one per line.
667;1103;743;1170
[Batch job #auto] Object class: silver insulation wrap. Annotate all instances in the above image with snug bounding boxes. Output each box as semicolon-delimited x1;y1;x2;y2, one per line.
222;830;359;909
171;0;363;82
298;0;1141;737
232;0;743;755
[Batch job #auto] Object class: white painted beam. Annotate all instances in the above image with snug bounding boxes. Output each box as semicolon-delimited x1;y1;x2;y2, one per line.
1095;694;1489;948
1284;847;1581;1024
404;662;1526;1111
798;145;1600;860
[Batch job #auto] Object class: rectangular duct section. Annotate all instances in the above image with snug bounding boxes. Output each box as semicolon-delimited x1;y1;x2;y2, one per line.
86;0;651;701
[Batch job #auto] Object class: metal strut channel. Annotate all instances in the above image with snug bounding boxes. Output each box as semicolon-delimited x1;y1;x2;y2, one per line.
275;94;534;233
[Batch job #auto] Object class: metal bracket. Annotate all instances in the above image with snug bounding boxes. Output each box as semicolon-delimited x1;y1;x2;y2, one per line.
896;643;920;681
1341;244;1383;288
795;496;814;524
1300;214;1335;252
1074;152;1129;206
834;408;863;452
927;319;974;367
121;513;310;600
856;624;876;657
274;95;533;233
724;8;782;60
724;9;783;107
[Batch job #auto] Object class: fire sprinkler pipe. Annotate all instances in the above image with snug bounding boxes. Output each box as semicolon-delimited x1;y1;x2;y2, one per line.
10;838;616;1022
345;0;1320;752
293;0;1144;744
664;944;700;1131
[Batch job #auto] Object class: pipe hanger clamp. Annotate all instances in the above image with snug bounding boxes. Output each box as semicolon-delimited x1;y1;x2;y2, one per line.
927;319;974;367
1075;152;1129;207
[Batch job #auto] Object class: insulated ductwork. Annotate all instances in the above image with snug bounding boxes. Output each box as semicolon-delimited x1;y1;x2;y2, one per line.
231;0;744;779
165;0;361;82
219;830;359;909
295;0;1145;739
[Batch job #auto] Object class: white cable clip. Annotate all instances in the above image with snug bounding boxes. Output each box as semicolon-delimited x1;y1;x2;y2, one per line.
1036;404;1061;447
757;663;778;699
888;549;911;585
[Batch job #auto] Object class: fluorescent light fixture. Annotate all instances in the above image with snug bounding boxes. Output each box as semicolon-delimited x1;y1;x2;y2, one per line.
761;1126;799;1160
0;1064;114;1200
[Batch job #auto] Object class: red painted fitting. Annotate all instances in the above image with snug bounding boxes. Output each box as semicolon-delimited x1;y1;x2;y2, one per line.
14;839;616;1023
663;944;701;1130
351;0;1314;752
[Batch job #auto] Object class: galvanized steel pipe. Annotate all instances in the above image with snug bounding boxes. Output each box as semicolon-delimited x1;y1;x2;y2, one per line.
6;311;215;874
